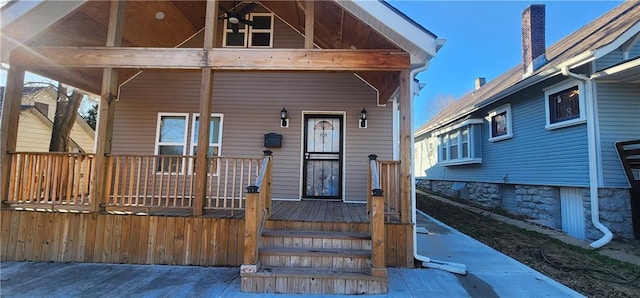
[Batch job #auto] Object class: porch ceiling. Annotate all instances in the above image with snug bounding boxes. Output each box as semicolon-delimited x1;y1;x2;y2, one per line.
5;0;403;103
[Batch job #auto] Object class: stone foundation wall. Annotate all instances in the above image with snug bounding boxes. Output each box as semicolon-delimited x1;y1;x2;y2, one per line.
515;185;561;229
582;188;633;240
418;179;634;240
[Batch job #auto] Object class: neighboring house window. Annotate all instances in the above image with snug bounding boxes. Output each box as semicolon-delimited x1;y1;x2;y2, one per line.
488;104;513;142
223;13;274;48
155;113;189;173
544;80;586;130
190;113;224;174
435;119;483;166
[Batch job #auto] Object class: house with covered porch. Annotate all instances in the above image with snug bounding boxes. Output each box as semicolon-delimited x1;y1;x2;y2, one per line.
0;0;443;294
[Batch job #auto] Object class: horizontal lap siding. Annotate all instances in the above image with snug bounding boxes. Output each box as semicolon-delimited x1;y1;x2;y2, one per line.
425;90;590;186
16;111;52;152
596;82;640;188
114;71;387;202
0;210;243;266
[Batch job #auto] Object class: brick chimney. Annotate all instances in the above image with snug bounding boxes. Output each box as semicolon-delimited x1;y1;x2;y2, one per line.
475;77;486;90
522;4;547;74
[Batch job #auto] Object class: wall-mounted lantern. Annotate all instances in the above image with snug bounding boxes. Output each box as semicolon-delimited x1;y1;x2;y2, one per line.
280;107;289;128
359;108;367;128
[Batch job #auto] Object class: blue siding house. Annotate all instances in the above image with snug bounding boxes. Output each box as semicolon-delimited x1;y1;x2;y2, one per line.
415;3;640;245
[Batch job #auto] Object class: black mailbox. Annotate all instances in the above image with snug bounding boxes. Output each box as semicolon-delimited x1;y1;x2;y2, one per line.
264;133;282;148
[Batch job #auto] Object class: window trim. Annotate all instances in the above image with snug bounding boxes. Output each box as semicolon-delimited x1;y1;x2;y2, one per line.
436;124;482;166
248;13;274;48
222;12;274;48
154;112;189;174
544;80;586;130
487;104;513;142
190;113;224;175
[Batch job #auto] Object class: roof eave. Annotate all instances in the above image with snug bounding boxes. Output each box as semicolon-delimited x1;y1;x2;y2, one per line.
336;0;441;67
1;0;86;63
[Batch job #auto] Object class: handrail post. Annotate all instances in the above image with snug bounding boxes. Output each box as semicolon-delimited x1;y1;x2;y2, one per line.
371;193;386;277
368;153;386;276
242;185;261;274
263;150;272;218
368;154;378;215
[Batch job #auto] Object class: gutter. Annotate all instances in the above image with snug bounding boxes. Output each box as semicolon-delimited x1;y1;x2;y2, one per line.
410;62;468;275
561;66;613;249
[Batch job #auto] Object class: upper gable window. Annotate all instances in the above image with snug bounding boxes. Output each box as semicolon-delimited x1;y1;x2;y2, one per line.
488;104;513;142
544;80;586;130
223;13;274;48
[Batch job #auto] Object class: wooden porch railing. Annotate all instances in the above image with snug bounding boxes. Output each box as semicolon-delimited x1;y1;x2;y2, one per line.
105;154;262;210
376;159;401;222
368;154;386;277
242;151;273;273
5;152;94;206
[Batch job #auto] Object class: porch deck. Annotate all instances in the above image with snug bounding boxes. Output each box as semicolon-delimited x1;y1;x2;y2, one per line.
7;200;369;222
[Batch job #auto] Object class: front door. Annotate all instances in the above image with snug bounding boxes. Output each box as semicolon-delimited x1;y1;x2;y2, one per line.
303;115;343;199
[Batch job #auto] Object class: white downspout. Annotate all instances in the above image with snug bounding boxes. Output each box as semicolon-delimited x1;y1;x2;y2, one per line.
560;66;613;249
410;63;467;274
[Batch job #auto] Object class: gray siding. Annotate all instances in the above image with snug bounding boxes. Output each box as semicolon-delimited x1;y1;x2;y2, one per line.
596;42;640;71
425;89;590;187
595;48;624;71
596;82;640;188
114;71;389;202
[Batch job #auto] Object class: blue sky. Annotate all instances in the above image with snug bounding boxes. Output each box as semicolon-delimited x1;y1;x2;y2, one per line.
387;0;622;128
1;1;622;128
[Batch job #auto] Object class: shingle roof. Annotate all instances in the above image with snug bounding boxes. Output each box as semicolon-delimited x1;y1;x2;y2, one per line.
416;1;640;135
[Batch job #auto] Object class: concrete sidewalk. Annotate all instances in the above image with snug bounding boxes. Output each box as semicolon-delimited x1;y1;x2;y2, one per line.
0;212;582;297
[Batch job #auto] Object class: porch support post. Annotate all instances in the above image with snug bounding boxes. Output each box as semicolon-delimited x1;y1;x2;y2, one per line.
0;65;25;201
304;0;315;49
90;0;124;212
193;0;217;216
399;69;412;224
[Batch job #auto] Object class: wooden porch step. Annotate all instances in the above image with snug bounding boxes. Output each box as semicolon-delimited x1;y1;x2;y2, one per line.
262;229;370;240
260;247;370;258
241;266;387;294
260;246;371;269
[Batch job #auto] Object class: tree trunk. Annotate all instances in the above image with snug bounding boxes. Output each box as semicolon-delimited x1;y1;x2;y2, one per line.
49;84;83;152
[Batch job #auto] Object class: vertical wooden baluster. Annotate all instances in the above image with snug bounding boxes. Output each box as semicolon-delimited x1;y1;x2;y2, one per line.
8;153;18;202
113;156;121;205
143;156;150;206
215;158;222;208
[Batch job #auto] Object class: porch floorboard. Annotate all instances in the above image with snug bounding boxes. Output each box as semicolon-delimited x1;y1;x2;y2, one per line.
269;200;367;223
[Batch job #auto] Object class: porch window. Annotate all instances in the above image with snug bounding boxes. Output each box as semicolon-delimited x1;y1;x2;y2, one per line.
435;119;483;166
488;104;513;142
155;113;189;173
544;80;586;130
190;113;224;174
223;13;273;48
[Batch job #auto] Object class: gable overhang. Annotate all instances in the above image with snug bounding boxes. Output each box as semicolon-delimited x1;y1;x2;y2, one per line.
336;0;440;68
591;56;640;83
0;0;86;63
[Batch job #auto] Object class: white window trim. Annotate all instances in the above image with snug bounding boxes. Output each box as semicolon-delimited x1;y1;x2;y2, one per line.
544;80;586;130
154;113;189;174
487;104;513;142
436;124;482;166
248;13;274;48
190;113;224;175
222;13;274;48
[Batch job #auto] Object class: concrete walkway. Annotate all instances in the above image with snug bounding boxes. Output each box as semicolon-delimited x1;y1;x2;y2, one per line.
0;212;582;297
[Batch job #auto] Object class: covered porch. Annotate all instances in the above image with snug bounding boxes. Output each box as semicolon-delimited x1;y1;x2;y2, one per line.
0;0;440;294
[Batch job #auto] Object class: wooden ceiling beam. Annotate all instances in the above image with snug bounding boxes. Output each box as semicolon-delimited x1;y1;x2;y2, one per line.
11;47;410;71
